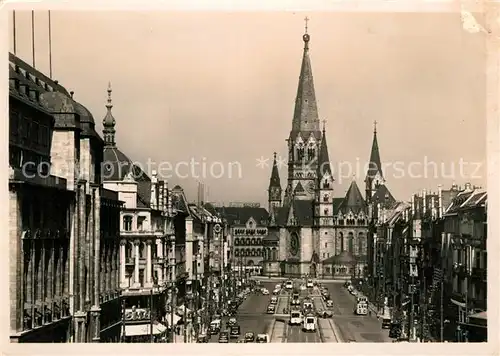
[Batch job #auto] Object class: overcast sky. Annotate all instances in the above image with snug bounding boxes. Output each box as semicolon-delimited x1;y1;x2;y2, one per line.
10;11;486;206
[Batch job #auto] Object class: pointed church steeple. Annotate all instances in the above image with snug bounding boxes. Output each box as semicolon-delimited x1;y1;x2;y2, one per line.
317;120;332;177
366;120;383;180
102;82;116;147
365;121;385;203
269;152;281;188
268;152;282;212
291;17;320;133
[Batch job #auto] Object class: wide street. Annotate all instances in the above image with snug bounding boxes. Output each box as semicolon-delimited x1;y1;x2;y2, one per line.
208;285;273;343
206;278;391;343
324;281;392;342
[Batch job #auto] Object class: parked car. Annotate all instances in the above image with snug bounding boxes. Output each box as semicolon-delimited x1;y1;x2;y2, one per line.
267;304;276;314
261;288;270;295
326;300;334;308
228;317;238;327
270;296;278;304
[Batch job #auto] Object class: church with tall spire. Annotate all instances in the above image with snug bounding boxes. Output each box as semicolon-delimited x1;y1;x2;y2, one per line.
262;20;395;279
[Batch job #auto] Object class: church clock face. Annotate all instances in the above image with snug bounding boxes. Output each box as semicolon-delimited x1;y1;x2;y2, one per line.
290;232;299;256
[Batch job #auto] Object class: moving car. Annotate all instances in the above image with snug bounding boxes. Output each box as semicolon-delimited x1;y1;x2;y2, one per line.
270;296;278;304
267;304;276;314
326;300;334;308
302;315;317;332
291;293;301;306
210;319;221;335
303;300;313;310
285;280;293;290
218;331;229;343
273;288;281;295
290;310;303;325
275;284;282;290
228;317;238;327
355;300;368;315
244;332;255;343
230;325;241;339
255;333;269;343
306;280;314;288
381;306;392;329
197;333;209;343
261;288;270;295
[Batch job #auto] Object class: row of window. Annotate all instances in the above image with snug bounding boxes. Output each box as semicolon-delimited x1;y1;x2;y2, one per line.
10;111;51;148
123;215;149;232
234;248;262;257
232;228;267;235
234;237;262;246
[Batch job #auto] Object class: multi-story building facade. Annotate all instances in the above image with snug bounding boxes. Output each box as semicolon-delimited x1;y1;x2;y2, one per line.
371;183;487;342
9;53;122;342
100;84;186;342
217;203;269;276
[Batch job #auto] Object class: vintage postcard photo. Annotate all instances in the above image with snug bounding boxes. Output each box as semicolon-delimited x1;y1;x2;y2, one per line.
4;2;495;350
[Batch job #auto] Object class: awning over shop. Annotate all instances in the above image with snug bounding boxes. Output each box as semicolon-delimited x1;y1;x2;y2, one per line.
122;322;167;337
469;311;487;320
164;313;182;326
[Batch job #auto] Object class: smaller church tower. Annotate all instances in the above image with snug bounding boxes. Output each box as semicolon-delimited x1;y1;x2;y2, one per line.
365;121;385;203
268;152;282;212
315;122;334;226
102;82;116;147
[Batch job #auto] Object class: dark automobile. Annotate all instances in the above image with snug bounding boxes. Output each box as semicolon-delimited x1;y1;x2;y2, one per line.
218;331;229;343
244;332;255;343
197;334;209;343
230;325;241;338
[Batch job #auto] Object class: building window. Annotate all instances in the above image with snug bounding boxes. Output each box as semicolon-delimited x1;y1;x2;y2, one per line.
123;216;132;231
251;238;256;245
137;216;146;231
256;249;261;257
324;242;327;248
234;238;240;246
251;249;256;257
234;249;239;257
245;238;250;245
323;194;328;202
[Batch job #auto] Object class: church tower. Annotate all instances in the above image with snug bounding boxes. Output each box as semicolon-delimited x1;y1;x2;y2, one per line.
285;18;322;203
268;152;282;212
365;121;385;203
315;123;334;227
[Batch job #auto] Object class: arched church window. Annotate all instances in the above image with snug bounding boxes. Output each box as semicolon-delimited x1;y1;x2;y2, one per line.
338;232;344;252
324;208;329;215
323;194;328;203
323;180;330;189
297;145;305;160
339;219;344;226
348;232;354;253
